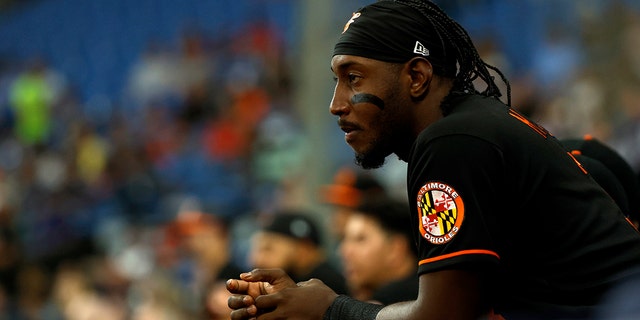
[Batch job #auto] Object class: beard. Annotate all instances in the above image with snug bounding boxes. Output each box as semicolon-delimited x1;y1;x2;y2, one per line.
355;151;385;169
355;149;386;169
354;135;394;169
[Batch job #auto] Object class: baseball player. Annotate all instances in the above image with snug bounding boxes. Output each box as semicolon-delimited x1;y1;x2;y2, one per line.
227;1;640;319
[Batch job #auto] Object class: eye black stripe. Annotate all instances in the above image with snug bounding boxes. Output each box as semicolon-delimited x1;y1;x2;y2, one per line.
351;93;385;110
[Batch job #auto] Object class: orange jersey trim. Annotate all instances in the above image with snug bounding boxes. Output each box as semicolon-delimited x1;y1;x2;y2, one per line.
419;249;500;266
508;109;549;138
626;217;639;233
567;152;588;175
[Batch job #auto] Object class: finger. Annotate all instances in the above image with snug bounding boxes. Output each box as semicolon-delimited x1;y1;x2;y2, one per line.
229;305;257;320
240;268;287;282
227;279;251;294
298;278;323;287
254;292;281;310
228;294;255;309
296;279;312;286
241;269;296;290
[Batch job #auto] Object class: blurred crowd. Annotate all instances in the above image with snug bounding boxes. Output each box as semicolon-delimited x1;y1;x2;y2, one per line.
0;0;639;319
0;12;313;319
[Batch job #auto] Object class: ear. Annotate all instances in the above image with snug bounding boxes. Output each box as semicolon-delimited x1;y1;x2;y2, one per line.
407;57;433;99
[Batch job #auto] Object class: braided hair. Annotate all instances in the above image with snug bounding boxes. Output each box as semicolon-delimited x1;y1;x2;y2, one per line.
394;0;511;111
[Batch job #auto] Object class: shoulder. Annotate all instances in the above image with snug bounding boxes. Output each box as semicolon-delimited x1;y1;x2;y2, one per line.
411;94;546;162
425;94;511;138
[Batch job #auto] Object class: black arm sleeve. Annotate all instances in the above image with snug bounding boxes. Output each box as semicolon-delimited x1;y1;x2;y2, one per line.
323;295;384;320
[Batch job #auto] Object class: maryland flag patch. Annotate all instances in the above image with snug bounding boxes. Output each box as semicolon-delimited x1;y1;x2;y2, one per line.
417;181;465;244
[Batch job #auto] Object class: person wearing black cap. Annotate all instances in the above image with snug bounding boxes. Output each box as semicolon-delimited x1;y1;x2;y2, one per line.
227;1;640;319
169;210;243;319
248;210;348;295
340;197;418;305
561;134;640;227
320;166;387;240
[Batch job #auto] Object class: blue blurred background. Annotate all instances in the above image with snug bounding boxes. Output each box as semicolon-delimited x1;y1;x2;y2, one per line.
0;0;639;318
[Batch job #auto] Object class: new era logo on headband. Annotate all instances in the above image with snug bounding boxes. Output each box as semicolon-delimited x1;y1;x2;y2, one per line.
413;41;430;57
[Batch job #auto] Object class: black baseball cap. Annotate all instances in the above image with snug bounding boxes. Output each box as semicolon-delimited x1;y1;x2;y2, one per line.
262;211;322;246
561;135;640;222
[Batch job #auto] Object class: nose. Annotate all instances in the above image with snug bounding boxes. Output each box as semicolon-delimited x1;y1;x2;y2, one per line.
330;84;349;116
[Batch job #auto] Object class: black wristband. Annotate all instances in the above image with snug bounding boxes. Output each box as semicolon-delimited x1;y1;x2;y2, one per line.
323;295;384;320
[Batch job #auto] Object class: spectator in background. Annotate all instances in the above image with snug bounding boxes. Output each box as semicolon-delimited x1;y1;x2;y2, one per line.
8;58;65;147
319;167;389;271
52;260;127;320
561;135;640;227
128;271;191;320
340;197;418;305
73;121;110;188
248;210;347;295
126;42;182;109
169;209;243;319
0;180;20;318
319;167;387;241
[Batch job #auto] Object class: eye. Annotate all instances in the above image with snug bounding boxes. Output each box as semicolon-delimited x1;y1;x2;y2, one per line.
348;73;361;84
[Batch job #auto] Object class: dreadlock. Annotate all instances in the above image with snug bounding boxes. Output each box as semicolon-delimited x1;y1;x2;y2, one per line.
394;0;511;112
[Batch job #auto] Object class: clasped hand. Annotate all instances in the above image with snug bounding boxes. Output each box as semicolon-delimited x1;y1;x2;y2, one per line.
226;268;339;320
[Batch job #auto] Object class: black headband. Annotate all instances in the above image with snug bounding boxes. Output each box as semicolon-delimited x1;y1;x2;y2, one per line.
333;0;457;77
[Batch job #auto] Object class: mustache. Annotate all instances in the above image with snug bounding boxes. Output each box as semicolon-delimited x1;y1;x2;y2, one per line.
337;118;360;130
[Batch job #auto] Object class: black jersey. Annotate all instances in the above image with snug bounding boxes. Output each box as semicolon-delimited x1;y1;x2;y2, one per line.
406;94;640;318
370;269;419;305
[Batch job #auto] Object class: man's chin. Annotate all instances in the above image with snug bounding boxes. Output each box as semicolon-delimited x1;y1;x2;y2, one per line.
355;152;386;169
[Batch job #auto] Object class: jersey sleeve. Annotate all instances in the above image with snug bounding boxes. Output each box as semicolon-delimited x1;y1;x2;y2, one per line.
408;133;505;275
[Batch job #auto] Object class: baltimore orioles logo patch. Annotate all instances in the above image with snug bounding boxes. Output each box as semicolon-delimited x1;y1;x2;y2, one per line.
417;181;465;244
